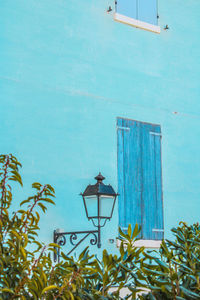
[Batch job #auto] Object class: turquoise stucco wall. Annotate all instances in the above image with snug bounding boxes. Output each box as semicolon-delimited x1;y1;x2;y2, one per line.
1;0;200;256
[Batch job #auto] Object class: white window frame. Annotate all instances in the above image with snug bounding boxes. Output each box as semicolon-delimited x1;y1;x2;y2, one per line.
114;12;160;34
116;238;162;248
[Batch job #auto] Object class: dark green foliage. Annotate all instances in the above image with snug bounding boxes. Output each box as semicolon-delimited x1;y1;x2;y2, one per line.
138;223;200;300
0;154;200;299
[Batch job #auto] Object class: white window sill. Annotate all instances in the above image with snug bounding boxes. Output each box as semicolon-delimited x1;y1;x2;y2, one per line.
116;239;162;248
114;13;160;34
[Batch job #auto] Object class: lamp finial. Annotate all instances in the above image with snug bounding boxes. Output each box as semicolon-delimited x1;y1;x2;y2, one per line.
95;172;105;183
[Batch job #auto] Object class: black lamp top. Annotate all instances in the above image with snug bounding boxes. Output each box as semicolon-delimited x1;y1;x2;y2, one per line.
82;172;117;197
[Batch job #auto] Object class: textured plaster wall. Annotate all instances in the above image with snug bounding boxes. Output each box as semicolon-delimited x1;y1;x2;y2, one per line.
0;0;200;255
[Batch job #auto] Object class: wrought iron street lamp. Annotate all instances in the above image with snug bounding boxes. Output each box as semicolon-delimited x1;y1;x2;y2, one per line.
53;173;118;262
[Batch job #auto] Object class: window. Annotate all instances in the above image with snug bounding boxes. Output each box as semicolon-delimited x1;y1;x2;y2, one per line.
117;118;164;244
114;0;160;33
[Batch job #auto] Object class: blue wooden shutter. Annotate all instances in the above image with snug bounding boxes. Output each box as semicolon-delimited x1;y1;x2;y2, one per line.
116;0;158;26
117;118;164;240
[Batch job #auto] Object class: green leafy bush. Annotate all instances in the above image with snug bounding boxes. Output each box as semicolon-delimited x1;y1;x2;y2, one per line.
1;154;200;299
0;154;144;299
138;223;200;300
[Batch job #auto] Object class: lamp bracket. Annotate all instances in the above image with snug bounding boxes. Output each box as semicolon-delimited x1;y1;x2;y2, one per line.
53;229;98;262
91;218;108;228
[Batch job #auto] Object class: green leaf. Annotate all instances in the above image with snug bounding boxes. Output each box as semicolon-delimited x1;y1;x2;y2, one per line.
48;242;60;248
154;258;169;271
142;267;167;277
20;199;31;206
180;286;200;299
132;223;139;239
127;224;132;237
41;285;58;295
20;246;27;259
38;202;47;213
79;246;89;260
66;291;74;300
10;230;21;240
32;182;42;190
119;227;129;240
61;251;69;260
1;288;14;294
40;198;55;205
10;170;23;186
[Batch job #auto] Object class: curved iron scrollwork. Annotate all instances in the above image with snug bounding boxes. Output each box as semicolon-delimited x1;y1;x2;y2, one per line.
53;230;98;262
57;234;66;246
90;233;98;245
69;233;78;246
69;232;98;247
54;231;66;246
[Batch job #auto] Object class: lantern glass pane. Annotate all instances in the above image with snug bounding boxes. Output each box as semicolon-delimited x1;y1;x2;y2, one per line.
99;196;115;218
84;196;98;218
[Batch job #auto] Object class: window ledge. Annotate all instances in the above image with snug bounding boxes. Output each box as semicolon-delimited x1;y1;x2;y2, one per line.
114;13;160;34
116;239;162;248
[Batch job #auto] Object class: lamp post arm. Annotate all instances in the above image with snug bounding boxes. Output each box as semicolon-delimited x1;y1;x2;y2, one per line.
53;229;98;262
97;220;101;248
